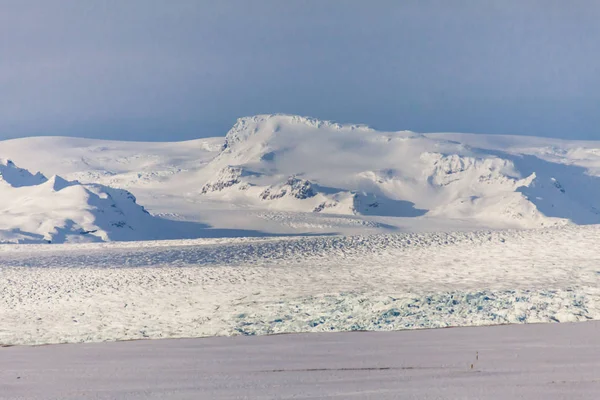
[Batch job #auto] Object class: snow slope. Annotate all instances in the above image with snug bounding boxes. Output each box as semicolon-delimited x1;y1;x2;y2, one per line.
3;322;600;400
0;159;227;243
2;114;600;240
199;115;600;227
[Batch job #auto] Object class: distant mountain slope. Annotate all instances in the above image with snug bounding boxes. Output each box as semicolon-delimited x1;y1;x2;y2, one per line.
0;160;238;244
2;114;600;240
196;115;600;227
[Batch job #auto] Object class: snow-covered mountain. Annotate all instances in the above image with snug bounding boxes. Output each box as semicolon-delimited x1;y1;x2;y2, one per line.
2;114;600;242
0;159;216;243
198;115;600;226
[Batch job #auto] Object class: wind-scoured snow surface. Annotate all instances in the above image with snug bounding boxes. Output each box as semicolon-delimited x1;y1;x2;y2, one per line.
2;225;600;345
3;114;600;242
4;322;600;399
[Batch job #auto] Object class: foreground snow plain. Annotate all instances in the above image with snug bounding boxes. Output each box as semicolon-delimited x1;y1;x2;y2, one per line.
3;321;600;399
2;225;600;345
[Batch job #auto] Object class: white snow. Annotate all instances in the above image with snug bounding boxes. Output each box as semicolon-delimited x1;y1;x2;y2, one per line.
2;114;600;346
2;225;600;345
0;159;216;243
3;321;600;399
3;114;600;242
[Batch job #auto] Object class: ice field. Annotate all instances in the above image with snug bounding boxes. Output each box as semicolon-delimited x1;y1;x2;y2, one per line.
2;225;600;345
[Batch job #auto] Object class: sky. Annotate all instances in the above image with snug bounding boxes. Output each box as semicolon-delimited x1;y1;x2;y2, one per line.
2;0;600;141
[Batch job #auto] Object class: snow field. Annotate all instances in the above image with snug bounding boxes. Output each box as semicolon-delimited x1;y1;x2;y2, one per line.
4;321;600;399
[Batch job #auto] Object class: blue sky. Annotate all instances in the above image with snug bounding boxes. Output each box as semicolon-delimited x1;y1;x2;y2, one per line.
2;1;600;141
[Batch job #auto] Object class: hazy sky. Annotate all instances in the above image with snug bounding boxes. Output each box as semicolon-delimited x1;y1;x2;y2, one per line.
2;1;600;141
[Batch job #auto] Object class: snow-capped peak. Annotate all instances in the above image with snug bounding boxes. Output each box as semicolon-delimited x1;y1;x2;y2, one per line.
43;175;74;192
223;114;375;150
196;115;600;228
0;158;48;187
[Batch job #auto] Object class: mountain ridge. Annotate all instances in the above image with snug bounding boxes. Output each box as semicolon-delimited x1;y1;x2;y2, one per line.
2;114;600;242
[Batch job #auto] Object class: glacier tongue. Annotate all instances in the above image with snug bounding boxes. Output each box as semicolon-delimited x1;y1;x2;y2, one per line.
2;224;600;345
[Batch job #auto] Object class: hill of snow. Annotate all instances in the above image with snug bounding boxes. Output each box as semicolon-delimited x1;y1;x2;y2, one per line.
198;115;600;228
2;114;600;241
0;159;225;244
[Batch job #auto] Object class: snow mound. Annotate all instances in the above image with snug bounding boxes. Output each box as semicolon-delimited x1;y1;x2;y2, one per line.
0;161;212;243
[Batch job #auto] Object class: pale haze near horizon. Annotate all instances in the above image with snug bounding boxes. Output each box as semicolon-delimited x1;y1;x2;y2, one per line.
2;0;600;142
